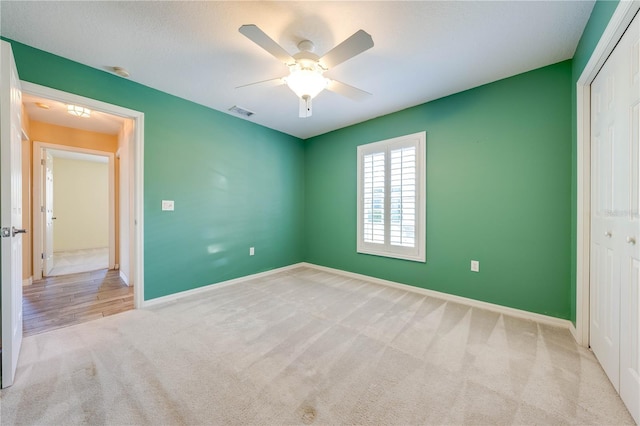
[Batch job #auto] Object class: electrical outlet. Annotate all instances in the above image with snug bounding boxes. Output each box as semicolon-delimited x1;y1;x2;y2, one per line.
249;247;255;256
471;260;480;272
161;200;174;211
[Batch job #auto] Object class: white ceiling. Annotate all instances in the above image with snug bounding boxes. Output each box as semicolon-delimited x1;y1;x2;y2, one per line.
1;1;595;139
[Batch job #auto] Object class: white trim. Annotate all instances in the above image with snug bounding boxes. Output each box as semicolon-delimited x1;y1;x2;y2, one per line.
119;270;129;286
569;322;578;342
575;83;591;347
142;260;570;328
356;131;427;263
133;114;144;309
21;81;145;308
575;0;640;348
301;263;572;329
577;1;639;85
22;277;32;287
142;263;305;308
31;144;43;280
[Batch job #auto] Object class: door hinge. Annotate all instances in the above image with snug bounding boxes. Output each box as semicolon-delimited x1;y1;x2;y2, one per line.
41;253;45;259
41;206;45;213
1;227;10;238
41;159;45;166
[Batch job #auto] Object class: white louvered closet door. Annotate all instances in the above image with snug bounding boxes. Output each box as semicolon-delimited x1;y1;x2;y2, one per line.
590;11;640;423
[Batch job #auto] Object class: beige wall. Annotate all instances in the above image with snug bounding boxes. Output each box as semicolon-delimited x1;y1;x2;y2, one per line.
53;157;109;251
29;121;118;153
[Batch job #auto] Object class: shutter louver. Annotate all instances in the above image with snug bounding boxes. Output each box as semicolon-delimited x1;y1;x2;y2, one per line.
363;152;385;244
390;146;416;247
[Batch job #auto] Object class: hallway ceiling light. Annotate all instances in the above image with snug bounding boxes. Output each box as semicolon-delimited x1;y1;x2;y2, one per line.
67;104;91;118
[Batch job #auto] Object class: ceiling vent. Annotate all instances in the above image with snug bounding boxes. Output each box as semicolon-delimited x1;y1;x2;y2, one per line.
229;105;255;117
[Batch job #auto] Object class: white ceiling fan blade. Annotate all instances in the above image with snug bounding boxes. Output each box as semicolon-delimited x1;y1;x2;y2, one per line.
239;24;295;65
327;80;371;101
236;77;286;89
320;30;374;69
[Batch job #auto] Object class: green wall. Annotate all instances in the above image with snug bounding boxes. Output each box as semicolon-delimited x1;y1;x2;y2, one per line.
305;61;573;318
6;39;305;300
569;0;619;324
3;3;621;320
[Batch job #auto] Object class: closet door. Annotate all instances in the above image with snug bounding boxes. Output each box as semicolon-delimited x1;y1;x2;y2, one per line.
619;12;639;423
590;36;622;391
591;11;639;423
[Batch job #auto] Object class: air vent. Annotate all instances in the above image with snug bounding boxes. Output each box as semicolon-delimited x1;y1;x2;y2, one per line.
229;105;255;117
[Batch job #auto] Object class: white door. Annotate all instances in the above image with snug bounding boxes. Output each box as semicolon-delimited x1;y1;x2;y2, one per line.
0;40;24;388
619;11;640;423
43;150;54;276
591;10;640;423
590;37;622;390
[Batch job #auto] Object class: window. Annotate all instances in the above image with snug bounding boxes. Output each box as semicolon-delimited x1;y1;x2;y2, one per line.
357;131;426;262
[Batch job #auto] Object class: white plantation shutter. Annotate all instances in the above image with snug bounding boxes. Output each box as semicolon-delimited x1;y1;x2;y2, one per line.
363;152;385;244
357;132;426;262
390;146;416;247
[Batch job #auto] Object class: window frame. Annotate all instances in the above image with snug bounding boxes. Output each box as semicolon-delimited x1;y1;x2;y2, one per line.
356;131;426;262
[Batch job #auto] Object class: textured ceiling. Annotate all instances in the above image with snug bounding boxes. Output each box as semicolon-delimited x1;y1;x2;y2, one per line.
1;1;594;139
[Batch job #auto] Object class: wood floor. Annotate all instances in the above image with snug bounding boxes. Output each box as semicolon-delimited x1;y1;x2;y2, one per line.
23;269;133;337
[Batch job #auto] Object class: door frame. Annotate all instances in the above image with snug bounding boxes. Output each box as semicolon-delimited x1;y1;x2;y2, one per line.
574;1;640;346
32;143;116;279
21;82;145;309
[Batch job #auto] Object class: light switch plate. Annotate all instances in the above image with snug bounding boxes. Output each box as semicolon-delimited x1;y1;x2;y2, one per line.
471;260;480;272
162;200;175;211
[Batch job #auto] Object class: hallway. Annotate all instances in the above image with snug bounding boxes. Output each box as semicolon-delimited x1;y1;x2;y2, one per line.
23;269;133;337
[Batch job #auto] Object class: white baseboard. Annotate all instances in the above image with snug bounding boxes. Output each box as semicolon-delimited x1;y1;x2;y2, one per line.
142;262;305;308
569;322;579;342
22;277;32;287
141;261;571;329
119;270;130;286
299;262;572;329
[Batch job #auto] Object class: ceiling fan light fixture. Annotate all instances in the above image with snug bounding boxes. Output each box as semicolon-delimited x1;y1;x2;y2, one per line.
67;104;91;118
284;65;329;99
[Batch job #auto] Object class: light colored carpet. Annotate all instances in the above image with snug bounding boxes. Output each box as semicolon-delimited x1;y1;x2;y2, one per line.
0;266;634;425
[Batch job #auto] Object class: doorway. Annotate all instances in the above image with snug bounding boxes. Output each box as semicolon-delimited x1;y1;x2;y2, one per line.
18;86;144;335
45;149;110;276
32;144;115;279
19;81;145;310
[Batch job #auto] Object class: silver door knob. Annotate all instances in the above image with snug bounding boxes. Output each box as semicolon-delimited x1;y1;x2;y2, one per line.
604;231;612;238
11;227;27;236
627;236;636;245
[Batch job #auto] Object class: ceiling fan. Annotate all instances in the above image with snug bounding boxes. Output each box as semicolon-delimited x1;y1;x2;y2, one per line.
238;24;374;118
